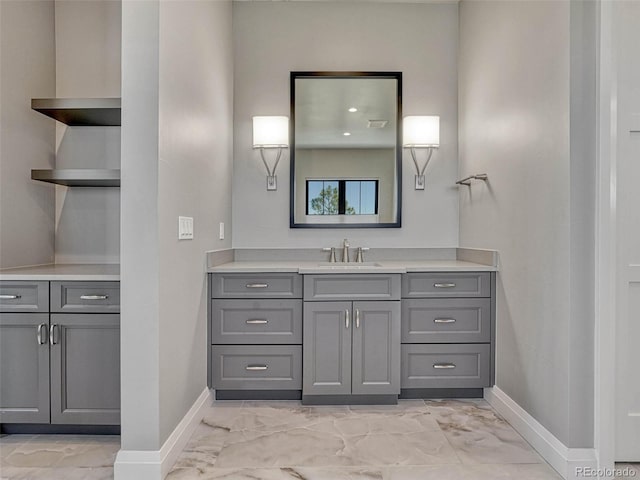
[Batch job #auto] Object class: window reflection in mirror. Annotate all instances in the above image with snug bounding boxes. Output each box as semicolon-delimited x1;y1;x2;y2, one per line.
290;72;402;228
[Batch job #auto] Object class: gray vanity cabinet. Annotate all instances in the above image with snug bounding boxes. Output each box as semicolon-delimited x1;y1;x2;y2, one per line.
209;273;304;399
0;314;50;424
302;274;402;401
303;301;400;397
50;314;121;425
400;272;495;396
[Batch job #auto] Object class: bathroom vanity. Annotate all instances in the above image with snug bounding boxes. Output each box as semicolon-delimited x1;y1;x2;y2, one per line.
208;254;496;404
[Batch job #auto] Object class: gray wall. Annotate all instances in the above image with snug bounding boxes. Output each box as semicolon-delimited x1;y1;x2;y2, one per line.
120;0;233;454
458;0;595;447
157;0;233;443
54;0;121;264
232;1;459;248
0;0;56;269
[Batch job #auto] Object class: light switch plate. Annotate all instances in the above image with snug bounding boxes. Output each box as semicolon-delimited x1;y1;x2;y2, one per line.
178;216;194;240
219;222;225;240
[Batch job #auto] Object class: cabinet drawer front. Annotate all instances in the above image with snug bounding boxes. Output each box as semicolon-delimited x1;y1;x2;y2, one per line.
402;299;491;343
0;281;49;313
304;274;401;301
212;274;302;299
211;299;302;345
402;273;490;298
51;282;120;313
401;344;491;389
212;345;302;390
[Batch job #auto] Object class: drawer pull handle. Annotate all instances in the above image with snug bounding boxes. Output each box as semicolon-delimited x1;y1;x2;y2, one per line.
434;283;456;289
434;318;457;324
80;295;109;300
49;324;58;346
246;319;268;325
0;294;21;300
246;284;269;289
345;309;350;329
36;323;48;345
245;365;268;371
433;363;456;369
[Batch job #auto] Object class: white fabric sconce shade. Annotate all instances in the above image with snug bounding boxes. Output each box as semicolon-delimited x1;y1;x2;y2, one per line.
252;116;289;191
252;116;289;148
403;115;440;147
403;115;440;190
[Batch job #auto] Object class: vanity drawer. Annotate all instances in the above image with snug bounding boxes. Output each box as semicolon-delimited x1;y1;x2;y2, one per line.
0;281;49;312
211;345;302;390
401;273;491;298
401;344;491;389
211;299;302;345
211;273;302;299
401;298;491;343
304;274;401;301
51;282;120;313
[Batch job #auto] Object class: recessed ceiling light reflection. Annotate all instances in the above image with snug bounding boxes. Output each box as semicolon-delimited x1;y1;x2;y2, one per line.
348;107;358;113
343;132;351;136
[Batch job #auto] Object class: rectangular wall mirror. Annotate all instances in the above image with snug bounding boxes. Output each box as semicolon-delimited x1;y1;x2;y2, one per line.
290;72;402;228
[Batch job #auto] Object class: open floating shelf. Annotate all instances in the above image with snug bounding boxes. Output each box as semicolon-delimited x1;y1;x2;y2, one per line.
31;98;121;126
31;169;121;187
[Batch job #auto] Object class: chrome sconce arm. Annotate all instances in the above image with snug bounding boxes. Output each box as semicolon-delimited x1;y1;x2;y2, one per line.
407;145;438;190
255;145;287;191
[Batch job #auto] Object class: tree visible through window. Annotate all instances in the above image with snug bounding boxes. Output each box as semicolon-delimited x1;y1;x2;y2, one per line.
307;180;378;215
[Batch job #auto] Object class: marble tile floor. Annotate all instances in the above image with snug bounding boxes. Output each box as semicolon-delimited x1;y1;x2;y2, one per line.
165;399;563;480
3;399;631;479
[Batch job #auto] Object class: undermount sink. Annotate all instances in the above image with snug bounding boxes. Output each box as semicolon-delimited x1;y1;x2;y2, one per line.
315;262;383;269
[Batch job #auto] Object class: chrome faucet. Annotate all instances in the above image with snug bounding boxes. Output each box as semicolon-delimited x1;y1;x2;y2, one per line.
342;239;350;263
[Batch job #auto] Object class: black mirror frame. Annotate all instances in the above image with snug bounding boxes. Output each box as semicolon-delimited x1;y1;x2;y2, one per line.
289;71;403;229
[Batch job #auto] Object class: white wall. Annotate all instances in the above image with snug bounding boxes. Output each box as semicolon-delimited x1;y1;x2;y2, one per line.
232;1;459;248
54;0;121;264
157;0;233;443
458;0;595;448
0;0;56;269
119;0;233;461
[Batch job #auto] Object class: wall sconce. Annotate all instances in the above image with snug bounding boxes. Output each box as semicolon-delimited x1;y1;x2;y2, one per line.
403;115;440;190
253;116;289;190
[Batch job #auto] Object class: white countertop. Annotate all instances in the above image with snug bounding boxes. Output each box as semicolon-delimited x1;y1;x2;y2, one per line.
0;264;120;281
208;260;497;274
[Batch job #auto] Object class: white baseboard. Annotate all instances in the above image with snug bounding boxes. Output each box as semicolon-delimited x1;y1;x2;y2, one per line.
484;387;597;480
114;387;213;480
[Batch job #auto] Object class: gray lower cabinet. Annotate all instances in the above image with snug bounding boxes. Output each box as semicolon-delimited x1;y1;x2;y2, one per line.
210;273;303;397
0;280;120;427
50;314;121;425
0;314;50;423
303;301;401;396
400;272;495;395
